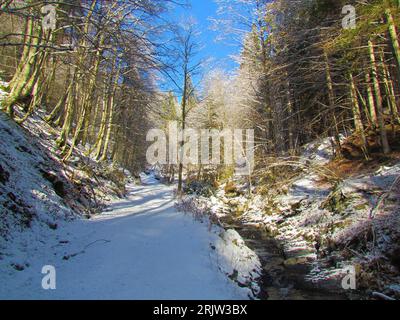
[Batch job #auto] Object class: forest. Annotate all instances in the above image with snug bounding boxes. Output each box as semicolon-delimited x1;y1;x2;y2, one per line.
0;0;400;301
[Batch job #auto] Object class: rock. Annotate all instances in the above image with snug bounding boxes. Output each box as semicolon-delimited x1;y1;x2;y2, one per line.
11;263;25;271
228;269;239;281
16;145;33;155
41;170;67;198
53;180;66;198
284;256;311;266
224;181;242;197
388;247;400;271
47;222;58;230
7;192;16;202
320;185;348;215
0;164;10;185
40;170;57;184
264;225;279;237
385;284;400;299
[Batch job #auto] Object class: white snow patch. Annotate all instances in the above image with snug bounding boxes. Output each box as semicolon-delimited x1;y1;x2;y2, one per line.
301;136;344;165
211;229;261;297
0;81;7;100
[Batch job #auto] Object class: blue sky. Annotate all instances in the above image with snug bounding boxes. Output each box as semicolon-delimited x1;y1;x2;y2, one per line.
172;0;241;73
159;0;245;96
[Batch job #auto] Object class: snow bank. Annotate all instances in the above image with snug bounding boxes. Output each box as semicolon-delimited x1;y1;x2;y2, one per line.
176;191;264;298
0;112;75;239
211;228;261;298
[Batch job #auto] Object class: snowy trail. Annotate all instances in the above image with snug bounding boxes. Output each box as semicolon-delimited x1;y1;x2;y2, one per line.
0;175;246;300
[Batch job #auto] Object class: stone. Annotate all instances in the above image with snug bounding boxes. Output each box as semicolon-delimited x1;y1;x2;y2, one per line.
0;164;10;185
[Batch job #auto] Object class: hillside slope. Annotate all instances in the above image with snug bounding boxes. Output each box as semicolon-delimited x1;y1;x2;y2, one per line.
0;99;132;273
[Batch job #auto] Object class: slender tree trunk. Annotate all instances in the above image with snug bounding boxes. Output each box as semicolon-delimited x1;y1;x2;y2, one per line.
2;17;40;117
369;40;391;154
381;49;400;125
8;15;33;89
286;82;295;154
99;99;115;162
386;9;400;76
349;73;367;155
87;95;100;143
365;71;377;126
46;80;71;124
16;30;53;124
64;34;105;160
57;67;78;149
324;52;342;154
56;0;98;150
93;86;110;158
177;69;188;194
99;65;120;162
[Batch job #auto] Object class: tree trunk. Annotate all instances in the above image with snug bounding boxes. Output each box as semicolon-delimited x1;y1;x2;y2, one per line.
99;71;119;162
2;17;40;117
8;15;33;89
386;9;400;77
177;70;188;194
57;67;78;149
365;71;377;125
324;52;342;154
349;73;367;155
64;34;105;160
369;40;391;154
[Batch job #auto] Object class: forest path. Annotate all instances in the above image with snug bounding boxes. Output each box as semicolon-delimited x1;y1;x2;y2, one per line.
0;174;244;300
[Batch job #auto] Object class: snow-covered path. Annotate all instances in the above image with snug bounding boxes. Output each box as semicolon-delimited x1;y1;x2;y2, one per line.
0;175;247;300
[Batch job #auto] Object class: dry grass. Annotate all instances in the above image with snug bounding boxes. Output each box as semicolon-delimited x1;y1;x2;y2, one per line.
325;152;400;181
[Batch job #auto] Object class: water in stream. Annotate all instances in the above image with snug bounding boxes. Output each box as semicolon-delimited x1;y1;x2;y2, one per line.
220;217;348;300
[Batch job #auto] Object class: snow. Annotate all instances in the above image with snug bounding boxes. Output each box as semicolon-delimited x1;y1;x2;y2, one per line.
212;229;261;293
0;81;6;100
0;174;251;300
188;134;400;297
301;136;344;165
0;79;251;300
175;193;263;297
0;112;75;238
342;163;400;194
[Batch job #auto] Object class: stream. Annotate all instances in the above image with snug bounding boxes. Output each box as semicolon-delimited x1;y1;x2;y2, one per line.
219;216;348;300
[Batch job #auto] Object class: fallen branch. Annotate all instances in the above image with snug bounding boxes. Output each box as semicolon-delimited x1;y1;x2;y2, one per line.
63;239;111;260
369;175;400;219
372;291;396;301
83;239;111;250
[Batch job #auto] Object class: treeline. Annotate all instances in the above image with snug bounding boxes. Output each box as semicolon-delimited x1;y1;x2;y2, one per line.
254;0;400;157
2;0;398;185
207;0;400;167
0;0;177;172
